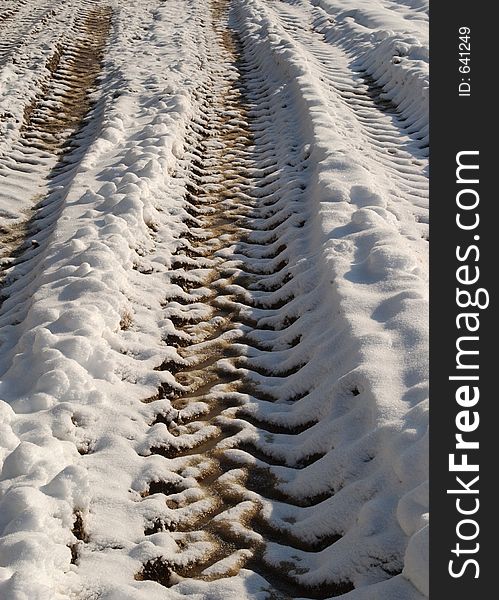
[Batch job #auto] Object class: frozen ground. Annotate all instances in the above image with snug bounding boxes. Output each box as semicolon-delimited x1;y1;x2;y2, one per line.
0;0;428;599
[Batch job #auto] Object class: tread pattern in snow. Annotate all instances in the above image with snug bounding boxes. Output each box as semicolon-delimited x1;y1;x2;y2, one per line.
132;1;399;596
0;1;428;599
0;5;111;278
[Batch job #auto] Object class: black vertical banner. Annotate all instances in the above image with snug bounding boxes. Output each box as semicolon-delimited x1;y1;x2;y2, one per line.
431;2;495;597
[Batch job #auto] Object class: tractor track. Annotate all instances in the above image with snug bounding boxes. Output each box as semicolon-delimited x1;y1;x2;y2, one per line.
0;1;24;27
0;5;111;276
128;0;356;596
128;0;412;594
0;1;426;598
269;0;429;246
0;0;57;65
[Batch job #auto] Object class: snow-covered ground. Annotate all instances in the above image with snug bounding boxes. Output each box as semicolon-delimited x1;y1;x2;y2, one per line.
0;1;428;599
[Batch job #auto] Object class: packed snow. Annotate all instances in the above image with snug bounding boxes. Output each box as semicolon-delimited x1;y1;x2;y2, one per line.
0;1;428;599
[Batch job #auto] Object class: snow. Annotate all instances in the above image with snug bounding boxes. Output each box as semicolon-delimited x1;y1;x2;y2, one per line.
311;0;429;147
0;0;428;598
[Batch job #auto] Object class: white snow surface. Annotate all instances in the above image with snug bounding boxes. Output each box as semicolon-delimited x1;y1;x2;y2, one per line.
0;1;428;599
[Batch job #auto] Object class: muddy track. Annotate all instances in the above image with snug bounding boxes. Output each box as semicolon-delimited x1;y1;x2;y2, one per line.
20;6;111;148
131;1;354;597
0;1;105;66
0;6;111;279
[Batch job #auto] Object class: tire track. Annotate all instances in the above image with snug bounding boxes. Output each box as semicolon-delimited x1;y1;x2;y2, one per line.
0;0;55;66
0;0;24;26
133;1;355;597
268;0;429;245
20;6;111;148
0;1;422;597
0;6;111;294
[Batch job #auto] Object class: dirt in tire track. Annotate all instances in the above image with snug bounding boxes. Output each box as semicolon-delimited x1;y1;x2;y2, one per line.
0;2;427;598
135;1;354;597
21;6;112;149
0;5;112;285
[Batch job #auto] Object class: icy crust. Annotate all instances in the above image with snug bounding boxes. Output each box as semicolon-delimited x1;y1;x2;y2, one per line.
234;0;428;597
310;0;429;147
